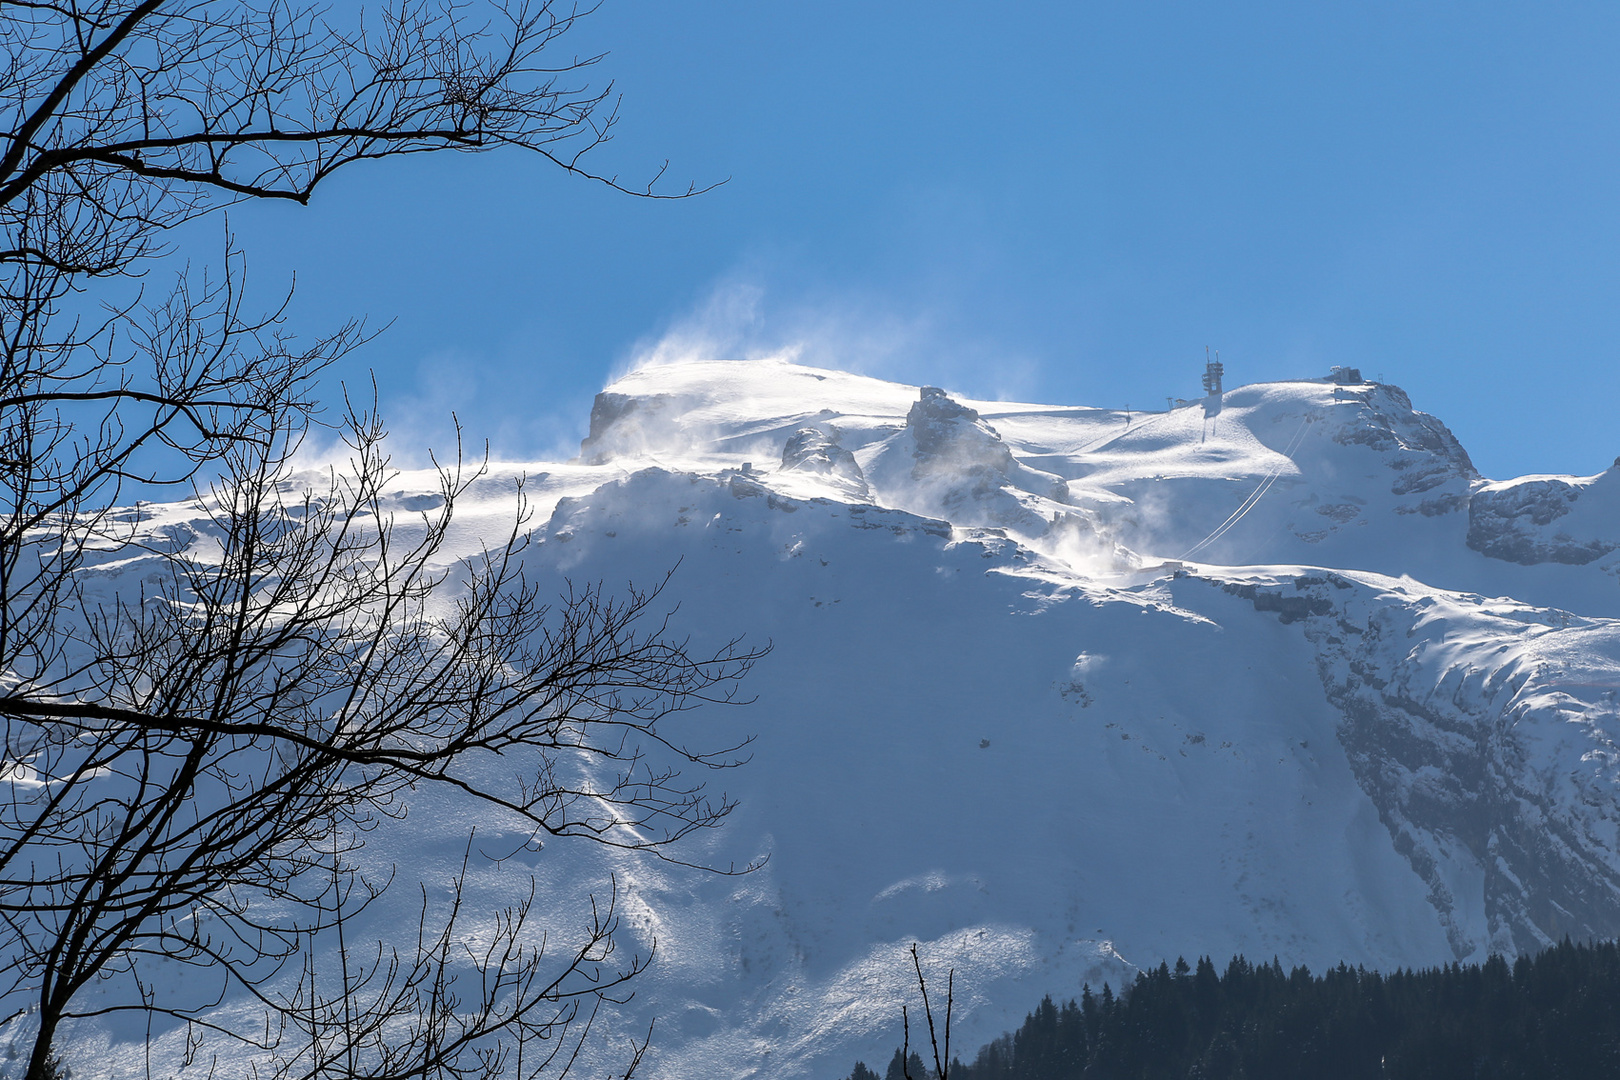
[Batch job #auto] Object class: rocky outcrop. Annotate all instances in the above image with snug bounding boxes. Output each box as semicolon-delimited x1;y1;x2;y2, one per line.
1228;573;1620;959
902;387;1072;531
906;386;1066;497
1467;476;1619;565
1329;385;1479;499
778;425;872;501
782;427;867;484
907;387;1021;478
577;391;689;464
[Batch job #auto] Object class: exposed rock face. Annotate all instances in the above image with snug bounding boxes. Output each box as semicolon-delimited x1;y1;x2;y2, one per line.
1328;385;1479;499
782;427;862;479
1467;476;1619;565
904;387;1069;506
885;386;1141;564
907;387;1021;478
1230;573;1620;958
781;426;871;497
577;391;688;464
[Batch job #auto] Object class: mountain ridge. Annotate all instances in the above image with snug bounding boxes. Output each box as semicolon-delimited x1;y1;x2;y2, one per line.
26;359;1620;1080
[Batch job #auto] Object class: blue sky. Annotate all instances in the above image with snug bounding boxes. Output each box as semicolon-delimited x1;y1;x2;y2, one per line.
215;1;1620;479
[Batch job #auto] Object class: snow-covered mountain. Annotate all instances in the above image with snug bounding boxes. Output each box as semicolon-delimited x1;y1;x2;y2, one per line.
41;360;1620;1079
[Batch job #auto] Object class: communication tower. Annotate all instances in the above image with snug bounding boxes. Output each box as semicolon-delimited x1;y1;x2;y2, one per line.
1202;349;1224;397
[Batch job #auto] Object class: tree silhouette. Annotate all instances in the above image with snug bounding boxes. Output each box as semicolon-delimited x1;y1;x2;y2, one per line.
0;2;748;1078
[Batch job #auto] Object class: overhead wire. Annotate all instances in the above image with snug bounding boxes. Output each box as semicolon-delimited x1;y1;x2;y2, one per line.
1179;414;1312;561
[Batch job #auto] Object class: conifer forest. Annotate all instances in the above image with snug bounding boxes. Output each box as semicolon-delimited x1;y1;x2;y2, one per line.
839;939;1620;1080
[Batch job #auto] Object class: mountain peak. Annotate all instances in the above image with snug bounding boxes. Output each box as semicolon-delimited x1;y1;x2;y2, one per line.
50;358;1620;1080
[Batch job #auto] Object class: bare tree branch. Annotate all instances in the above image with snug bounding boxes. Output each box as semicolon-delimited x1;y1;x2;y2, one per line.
0;1;745;1077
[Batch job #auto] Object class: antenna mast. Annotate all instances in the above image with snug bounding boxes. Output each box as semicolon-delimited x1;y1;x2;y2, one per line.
1202;346;1224;397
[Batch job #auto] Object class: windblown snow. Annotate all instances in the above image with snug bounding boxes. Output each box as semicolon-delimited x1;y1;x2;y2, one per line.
27;360;1620;1079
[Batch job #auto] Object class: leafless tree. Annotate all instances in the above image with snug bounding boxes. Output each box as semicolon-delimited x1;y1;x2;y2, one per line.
0;2;751;1079
902;943;955;1080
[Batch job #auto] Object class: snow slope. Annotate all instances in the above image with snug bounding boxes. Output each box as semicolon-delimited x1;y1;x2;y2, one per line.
24;359;1620;1080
